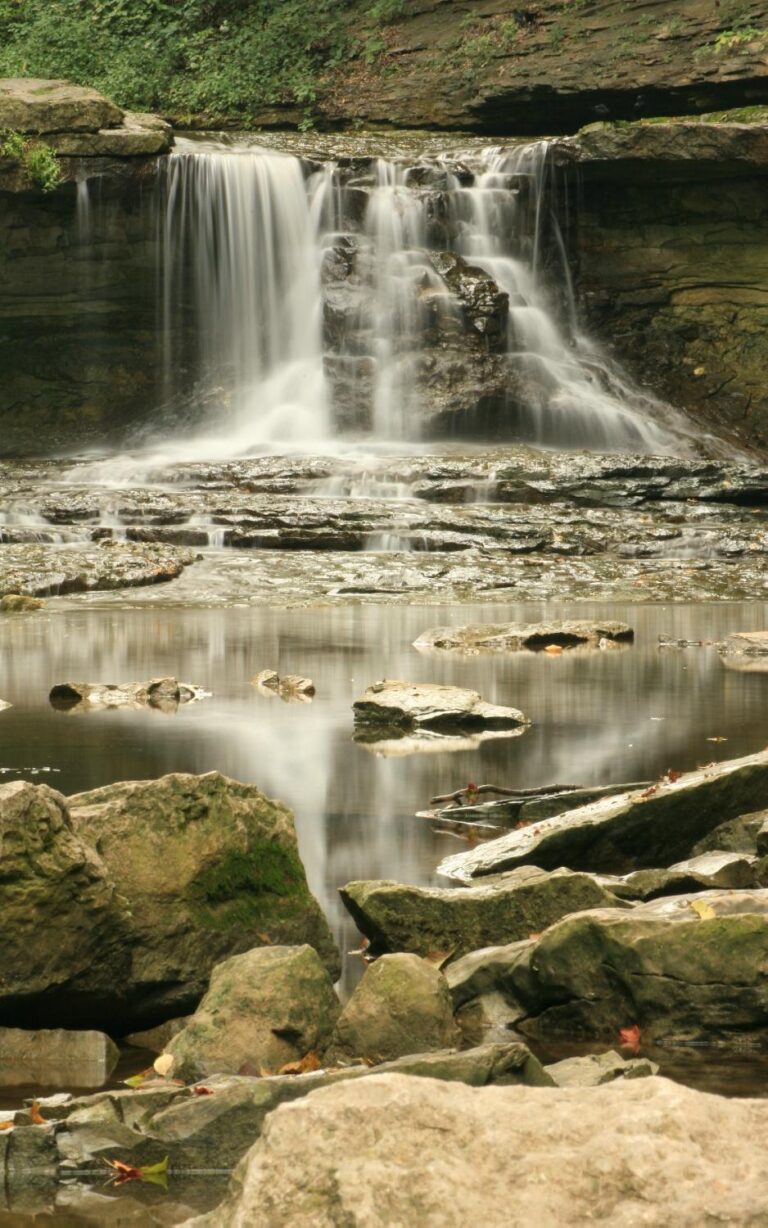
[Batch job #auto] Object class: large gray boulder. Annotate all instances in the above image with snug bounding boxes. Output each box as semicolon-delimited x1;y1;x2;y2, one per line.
186;1073;768;1226
326;954;459;1066
0;78;122;133
164;945;341;1082
414;619;633;653
440;749;768;879
0;781;133;1029
353;680;528;733
447;889;768;1045
70;771;340;1025
340;869;629;959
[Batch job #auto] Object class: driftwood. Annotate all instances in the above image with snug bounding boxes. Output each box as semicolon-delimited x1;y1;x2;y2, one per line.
430;783;584;809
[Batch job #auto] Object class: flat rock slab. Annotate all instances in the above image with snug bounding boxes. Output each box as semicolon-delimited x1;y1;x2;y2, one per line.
545;1050;658;1088
447;889;768;1044
340;870;629;959
414;619;633;653
0;78;122;133
721;630;768;673
353;680;528;732
0;542;197;599
439;749;768;879
187;1073;768;1227
0;1028;118;1089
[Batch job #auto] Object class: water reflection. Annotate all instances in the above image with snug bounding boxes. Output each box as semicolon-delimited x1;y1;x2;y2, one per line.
1;599;768;987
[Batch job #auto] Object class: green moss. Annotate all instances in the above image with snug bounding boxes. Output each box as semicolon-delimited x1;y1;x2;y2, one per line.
189;841;307;931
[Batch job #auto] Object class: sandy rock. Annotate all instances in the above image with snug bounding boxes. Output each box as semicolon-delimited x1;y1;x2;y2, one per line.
545;1050;659;1087
164;945;341;1082
327;954;459;1066
184;1073;768;1227
0;78;122;133
353;680;528;732
414;618;633;653
69;772;340;1026
440;749;768;880
340;869;629;959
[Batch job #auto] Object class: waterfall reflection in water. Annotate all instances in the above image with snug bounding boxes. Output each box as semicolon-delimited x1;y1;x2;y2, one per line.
1;599;767;990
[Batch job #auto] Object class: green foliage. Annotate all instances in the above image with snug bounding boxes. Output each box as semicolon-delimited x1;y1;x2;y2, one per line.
713;26;765;50
0;0;359;123
0;127;61;190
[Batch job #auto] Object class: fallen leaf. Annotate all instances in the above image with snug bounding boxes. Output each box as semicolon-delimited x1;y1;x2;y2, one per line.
706;736;728;743
29;1101;45;1125
619;1024;641;1055
278;1051;322;1076
123;1066;154;1089
0;1121;14;1131
663;769;682;783
193;1086;214;1097
153;1053;175;1078
527;932;543;941
105;1155;169;1188
544;644;563;655
640;784;659;799
690;899;717;921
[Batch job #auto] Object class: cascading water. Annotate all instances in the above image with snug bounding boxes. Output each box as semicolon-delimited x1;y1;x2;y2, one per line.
155;134;693;460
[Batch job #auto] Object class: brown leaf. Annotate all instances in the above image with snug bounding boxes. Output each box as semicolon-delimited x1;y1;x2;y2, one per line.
663;769;682;783
192;1086;214;1096
618;1024;641;1055
278;1051;322;1076
640;784;659;799
0;1121;14;1131
29;1101;45;1126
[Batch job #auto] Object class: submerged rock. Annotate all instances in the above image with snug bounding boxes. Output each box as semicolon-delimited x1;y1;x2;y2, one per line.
0;1028;119;1089
447;889;768;1045
164;945;341;1081
188;1074;768;1227
49;677;207;711
340;870;629;959
251;670;315;701
439;749;768;880
414;618;633;653
326;954;459;1067
69;772;340;1026
353;680;528;733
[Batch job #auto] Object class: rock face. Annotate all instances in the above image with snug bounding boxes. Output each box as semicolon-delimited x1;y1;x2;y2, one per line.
0;542;198;600
69;772;340;1024
414;619;634;653
448;890;768;1045
353;680;528;733
189;1073;768;1227
340;870;629;959
440;749;768;880
0;781;134;1029
326;954;460;1065
164;946;341;1081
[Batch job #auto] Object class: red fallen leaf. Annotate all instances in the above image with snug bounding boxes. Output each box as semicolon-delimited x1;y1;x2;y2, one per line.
192;1086;214;1096
640;784;659;800
664;769;682;783
619;1024;641;1055
29;1101;45;1125
278;1051;322;1076
104;1158;142;1184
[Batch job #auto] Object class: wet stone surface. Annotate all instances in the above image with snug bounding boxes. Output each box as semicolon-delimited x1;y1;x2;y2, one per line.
2;448;768;605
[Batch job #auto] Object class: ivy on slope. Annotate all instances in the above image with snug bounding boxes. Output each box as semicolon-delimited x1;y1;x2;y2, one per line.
0;0;378;124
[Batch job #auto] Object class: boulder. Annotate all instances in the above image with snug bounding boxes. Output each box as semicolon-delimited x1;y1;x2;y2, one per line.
124;1017;189;1054
439;749;768;880
544;1050;659;1088
353;680;528;733
0;78;122;134
164;945;341;1081
69;772;340;1024
447;890;768;1045
49;678;206;711
721;631;768;673
414;619;633;653
47;112;172;157
0;1028;119;1089
689;811;767;856
605;851;761;901
0;781;134;1029
185;1074;768;1227
340;869;629;959
326;954;459;1066
251;671;315;702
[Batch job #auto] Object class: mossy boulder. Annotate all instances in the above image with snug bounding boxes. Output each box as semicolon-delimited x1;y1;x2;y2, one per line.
164;945;341;1081
326;954;460;1066
0;781;134;1028
69;772;340;1026
448;890;768;1045
340;869;629;959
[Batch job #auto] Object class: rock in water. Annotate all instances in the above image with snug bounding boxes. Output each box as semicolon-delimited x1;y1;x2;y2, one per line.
326;954;459;1066
0;1028;119;1088
69;772;340;1026
0;594;45;612
0;781;134;1028
544;1050;659;1087
414;619;634;653
439;749;768;879
186;1074;768;1226
340;870;629;959
447;889;768;1045
353;680;528;732
164;945;341;1081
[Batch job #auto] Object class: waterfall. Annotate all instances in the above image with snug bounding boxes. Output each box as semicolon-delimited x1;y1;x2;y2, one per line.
156;136;690;458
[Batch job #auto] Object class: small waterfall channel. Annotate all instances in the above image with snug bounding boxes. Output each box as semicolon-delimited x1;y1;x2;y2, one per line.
77;134;689;459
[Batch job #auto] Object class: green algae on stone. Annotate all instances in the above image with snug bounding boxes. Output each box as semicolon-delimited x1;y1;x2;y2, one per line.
189;841;309;931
